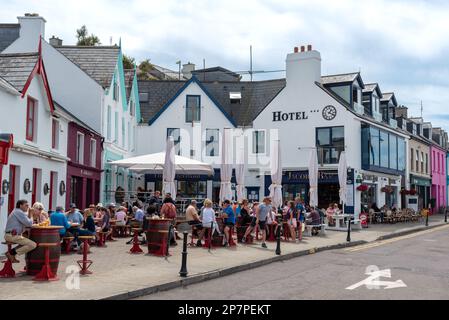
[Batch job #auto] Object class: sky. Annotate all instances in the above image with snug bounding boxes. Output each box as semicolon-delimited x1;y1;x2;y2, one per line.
1;0;449;130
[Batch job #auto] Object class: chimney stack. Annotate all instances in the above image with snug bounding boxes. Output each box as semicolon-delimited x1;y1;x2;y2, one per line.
182;62;196;79
49;35;63;46
286;44;321;87
294;47;299;53
16;13;46;51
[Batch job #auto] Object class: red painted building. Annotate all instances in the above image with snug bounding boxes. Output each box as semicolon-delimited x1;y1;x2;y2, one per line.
66;121;103;210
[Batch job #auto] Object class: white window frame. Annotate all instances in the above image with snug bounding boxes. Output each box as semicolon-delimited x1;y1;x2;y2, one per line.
51;118;60;150
107;106;112;141
252;130;267;155
90;139;97;168
76;132;85;165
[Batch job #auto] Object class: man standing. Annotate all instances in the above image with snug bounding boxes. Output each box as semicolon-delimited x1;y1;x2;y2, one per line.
242;197;272;248
222;200;235;247
3;200;37;263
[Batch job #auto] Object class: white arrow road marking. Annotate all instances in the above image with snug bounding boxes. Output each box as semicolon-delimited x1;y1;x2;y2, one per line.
346;269;407;290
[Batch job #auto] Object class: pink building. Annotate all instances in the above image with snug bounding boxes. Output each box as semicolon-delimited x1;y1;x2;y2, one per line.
430;144;447;211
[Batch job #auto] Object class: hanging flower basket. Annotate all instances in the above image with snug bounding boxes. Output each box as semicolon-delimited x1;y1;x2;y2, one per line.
400;189;409;195
381;186;394;193
409;189;417;196
357;184;369;192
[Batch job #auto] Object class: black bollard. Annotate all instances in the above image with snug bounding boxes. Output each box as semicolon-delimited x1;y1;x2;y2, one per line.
426;211;429;227
275;221;281;255
445;208;448;223
179;231;188;277
346;215;352;242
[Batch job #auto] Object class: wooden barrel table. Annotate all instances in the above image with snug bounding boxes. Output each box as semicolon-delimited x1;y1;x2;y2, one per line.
146;219;172;256
26;226;63;276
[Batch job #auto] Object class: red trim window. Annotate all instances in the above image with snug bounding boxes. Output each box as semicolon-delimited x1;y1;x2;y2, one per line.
26;97;36;141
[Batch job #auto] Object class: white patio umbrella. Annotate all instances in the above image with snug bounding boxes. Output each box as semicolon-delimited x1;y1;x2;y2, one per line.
110;152;214;175
163;136;176;200
235;146;246;202
269;140;283;209
219;128;233;203
308;149;319;208
338;151;348;214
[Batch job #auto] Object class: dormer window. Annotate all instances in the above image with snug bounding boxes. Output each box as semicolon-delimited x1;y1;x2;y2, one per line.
230;92;241;104
412;124;417;135
352;85;361;105
372;95;380;113
113;79;119;101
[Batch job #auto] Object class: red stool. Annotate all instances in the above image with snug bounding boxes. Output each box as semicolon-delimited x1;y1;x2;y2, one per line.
33;243;58;281
130;229;143;254
77;236;95;275
97;232;107;247
228;227;236;247
0;242;16;278
62;236;75;254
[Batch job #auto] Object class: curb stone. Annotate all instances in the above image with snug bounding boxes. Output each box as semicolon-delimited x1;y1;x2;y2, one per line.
375;222;447;241
101;240;366;300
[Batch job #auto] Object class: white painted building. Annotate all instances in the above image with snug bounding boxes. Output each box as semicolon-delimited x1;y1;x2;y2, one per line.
0;14;143;204
0;50;69;253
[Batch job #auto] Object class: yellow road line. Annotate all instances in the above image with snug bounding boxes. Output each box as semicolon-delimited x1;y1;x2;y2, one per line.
345;224;449;252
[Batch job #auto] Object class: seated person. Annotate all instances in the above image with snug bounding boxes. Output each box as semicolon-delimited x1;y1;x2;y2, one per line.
186;200;202;228
31;202;49;224
95;207;111;239
326;203;335;226
50;206;73;239
222;200;235;247
238;199;252;226
115;207;128;226
306;207;322;236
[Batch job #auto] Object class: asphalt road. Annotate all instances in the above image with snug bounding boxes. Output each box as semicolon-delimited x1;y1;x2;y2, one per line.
136;225;449;300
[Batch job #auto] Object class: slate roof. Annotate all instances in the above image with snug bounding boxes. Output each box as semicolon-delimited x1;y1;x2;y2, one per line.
124;69;135;102
201;79;285;126
137;80;186;124
321;72;363;87
192;67;241;82
138;77;286;126
363;83;377;92
381;92;394;102
0;52;38;92
54;45;119;88
0;24;20;53
0;75;19;93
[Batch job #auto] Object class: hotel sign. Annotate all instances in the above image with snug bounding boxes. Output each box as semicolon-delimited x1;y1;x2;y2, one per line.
272;111;309;122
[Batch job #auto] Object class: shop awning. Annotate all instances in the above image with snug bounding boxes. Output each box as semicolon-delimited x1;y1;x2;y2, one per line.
110;152;214;176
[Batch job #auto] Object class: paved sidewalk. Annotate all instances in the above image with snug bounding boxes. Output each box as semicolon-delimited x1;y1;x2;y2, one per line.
0;216;446;300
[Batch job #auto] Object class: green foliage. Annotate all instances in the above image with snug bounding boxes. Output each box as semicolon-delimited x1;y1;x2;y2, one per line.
123;54;135;69
137;59;155;80
76;25;101;46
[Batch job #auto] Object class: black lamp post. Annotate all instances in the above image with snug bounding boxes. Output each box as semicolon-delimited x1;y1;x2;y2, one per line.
179;231;188;277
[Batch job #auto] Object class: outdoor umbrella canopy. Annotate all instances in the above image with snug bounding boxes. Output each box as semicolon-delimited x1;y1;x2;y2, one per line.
269;140;283;209
163;136;176;200
235;145;246;202
308;149;319;208
219;128;233;203
338;151;348;213
110;152;214;175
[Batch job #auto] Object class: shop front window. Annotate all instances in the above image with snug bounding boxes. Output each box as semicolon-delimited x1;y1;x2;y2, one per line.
177;180;207;199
